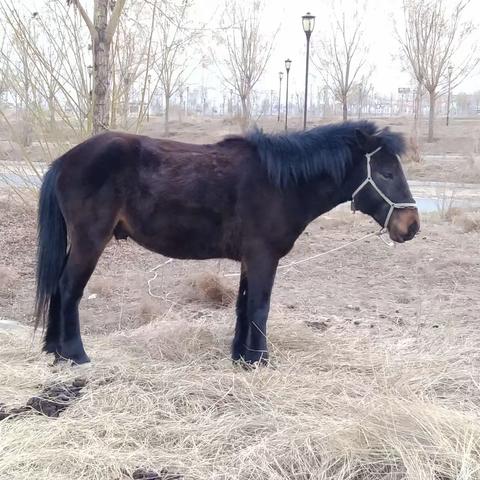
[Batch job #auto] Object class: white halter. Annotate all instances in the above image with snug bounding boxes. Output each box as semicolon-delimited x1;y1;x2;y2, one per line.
351;146;417;229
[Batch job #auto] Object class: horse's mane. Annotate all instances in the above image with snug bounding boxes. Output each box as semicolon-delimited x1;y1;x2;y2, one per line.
245;120;406;188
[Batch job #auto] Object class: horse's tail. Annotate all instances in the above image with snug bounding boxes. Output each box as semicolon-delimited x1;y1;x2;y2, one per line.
34;161;67;331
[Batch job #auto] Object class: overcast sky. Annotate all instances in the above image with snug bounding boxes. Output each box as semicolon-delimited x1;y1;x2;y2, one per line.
197;0;480;97
18;0;480;99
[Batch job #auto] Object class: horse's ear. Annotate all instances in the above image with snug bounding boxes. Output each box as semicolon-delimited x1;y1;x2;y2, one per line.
355;129;376;153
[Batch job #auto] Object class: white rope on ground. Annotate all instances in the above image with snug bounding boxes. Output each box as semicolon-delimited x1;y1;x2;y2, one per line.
146;230;393;286
223;230;389;278
148;258;174;298
276;231;379;271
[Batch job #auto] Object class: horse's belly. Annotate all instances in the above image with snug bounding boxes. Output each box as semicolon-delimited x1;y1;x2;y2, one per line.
124;212;241;260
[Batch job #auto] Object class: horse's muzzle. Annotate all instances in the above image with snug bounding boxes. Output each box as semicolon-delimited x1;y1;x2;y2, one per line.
388;208;420;243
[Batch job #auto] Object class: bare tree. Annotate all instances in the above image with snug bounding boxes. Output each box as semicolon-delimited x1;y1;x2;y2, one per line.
352;75;374;119
396;0;479;142
67;0;126;134
215;0;275;131
1;1;92;140
111;0;156;130
153;0;200;135
313;1;370;121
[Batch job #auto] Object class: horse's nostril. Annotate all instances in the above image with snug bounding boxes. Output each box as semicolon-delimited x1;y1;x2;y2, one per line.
408;221;419;237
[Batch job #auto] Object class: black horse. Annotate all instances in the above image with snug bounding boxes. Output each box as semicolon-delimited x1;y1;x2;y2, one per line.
35;120;419;365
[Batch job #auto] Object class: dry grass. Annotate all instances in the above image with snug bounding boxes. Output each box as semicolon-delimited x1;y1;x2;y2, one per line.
88;275;121;297
0;266;19;295
1;313;480;480
405;136;422;164
450;210;480;233
187;272;236;307
1;145;480;478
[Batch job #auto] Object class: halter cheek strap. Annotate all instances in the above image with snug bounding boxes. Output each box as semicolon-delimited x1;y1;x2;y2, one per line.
351;147;417;230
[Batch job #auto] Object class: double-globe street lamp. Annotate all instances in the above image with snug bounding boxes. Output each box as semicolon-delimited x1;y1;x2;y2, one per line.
284;58;292;131
302;12;315;130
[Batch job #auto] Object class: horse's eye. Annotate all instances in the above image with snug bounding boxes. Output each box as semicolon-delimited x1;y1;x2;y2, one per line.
380;172;393;180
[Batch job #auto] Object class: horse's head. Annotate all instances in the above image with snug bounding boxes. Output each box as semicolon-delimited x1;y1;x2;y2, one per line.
349;128;420;243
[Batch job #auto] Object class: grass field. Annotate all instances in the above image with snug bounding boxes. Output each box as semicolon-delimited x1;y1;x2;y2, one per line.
1;116;480;479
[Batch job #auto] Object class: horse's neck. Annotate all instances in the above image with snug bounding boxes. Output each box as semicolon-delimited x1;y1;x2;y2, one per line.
295;176;351;223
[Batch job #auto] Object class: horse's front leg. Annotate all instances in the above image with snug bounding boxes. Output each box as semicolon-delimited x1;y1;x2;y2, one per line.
241;251;278;365
232;262;248;361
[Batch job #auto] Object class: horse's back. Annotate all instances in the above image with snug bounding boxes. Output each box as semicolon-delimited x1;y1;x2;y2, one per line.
53;131;251;207
52;131;256;260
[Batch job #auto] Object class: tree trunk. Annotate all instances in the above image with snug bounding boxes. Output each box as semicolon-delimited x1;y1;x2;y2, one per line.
122;88;130;129
48;91;55;131
110;70;117;129
22;111;32;147
22;82;32;147
427;90;435;143
178;91;183;122
240;94;250;132
164;94;170;135
342;94;348;121
93;0;111;135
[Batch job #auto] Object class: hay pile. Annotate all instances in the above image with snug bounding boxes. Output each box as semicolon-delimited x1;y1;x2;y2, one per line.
1;312;480;480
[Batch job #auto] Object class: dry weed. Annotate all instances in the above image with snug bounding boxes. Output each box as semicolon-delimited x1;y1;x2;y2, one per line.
88;275;120;297
451;210;480;233
139;295;160;321
406;136;422;163
187;272;235;307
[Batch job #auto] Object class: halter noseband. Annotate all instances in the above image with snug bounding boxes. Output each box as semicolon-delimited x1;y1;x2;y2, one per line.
351;146;417;230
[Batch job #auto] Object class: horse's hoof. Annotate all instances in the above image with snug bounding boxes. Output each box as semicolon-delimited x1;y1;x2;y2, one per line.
232;347;269;369
53;352;91;366
54;341;91;366
43;342;60;355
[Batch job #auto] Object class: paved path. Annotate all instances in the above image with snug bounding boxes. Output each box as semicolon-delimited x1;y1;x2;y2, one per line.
0;319;30;332
1;161;480;211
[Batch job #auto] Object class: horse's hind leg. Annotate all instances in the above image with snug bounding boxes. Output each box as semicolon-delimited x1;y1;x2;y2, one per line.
44;253;69;354
43;289;62;354
56;228;112;364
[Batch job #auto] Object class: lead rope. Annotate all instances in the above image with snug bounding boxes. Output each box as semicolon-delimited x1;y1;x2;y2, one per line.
223;229;391;278
147;228;393;288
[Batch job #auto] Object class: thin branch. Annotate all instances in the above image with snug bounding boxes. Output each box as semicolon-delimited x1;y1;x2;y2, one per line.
69;0;96;40
106;0;128;42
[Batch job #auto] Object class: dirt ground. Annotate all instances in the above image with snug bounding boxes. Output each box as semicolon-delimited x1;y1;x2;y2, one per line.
1;196;479;339
1;116;480;479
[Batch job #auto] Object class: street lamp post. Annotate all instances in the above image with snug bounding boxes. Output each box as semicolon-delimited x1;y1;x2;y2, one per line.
87;65;93;95
277;71;283;122
446;65;453;126
147;74;151;122
302;12;315;130
284;59;291;131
